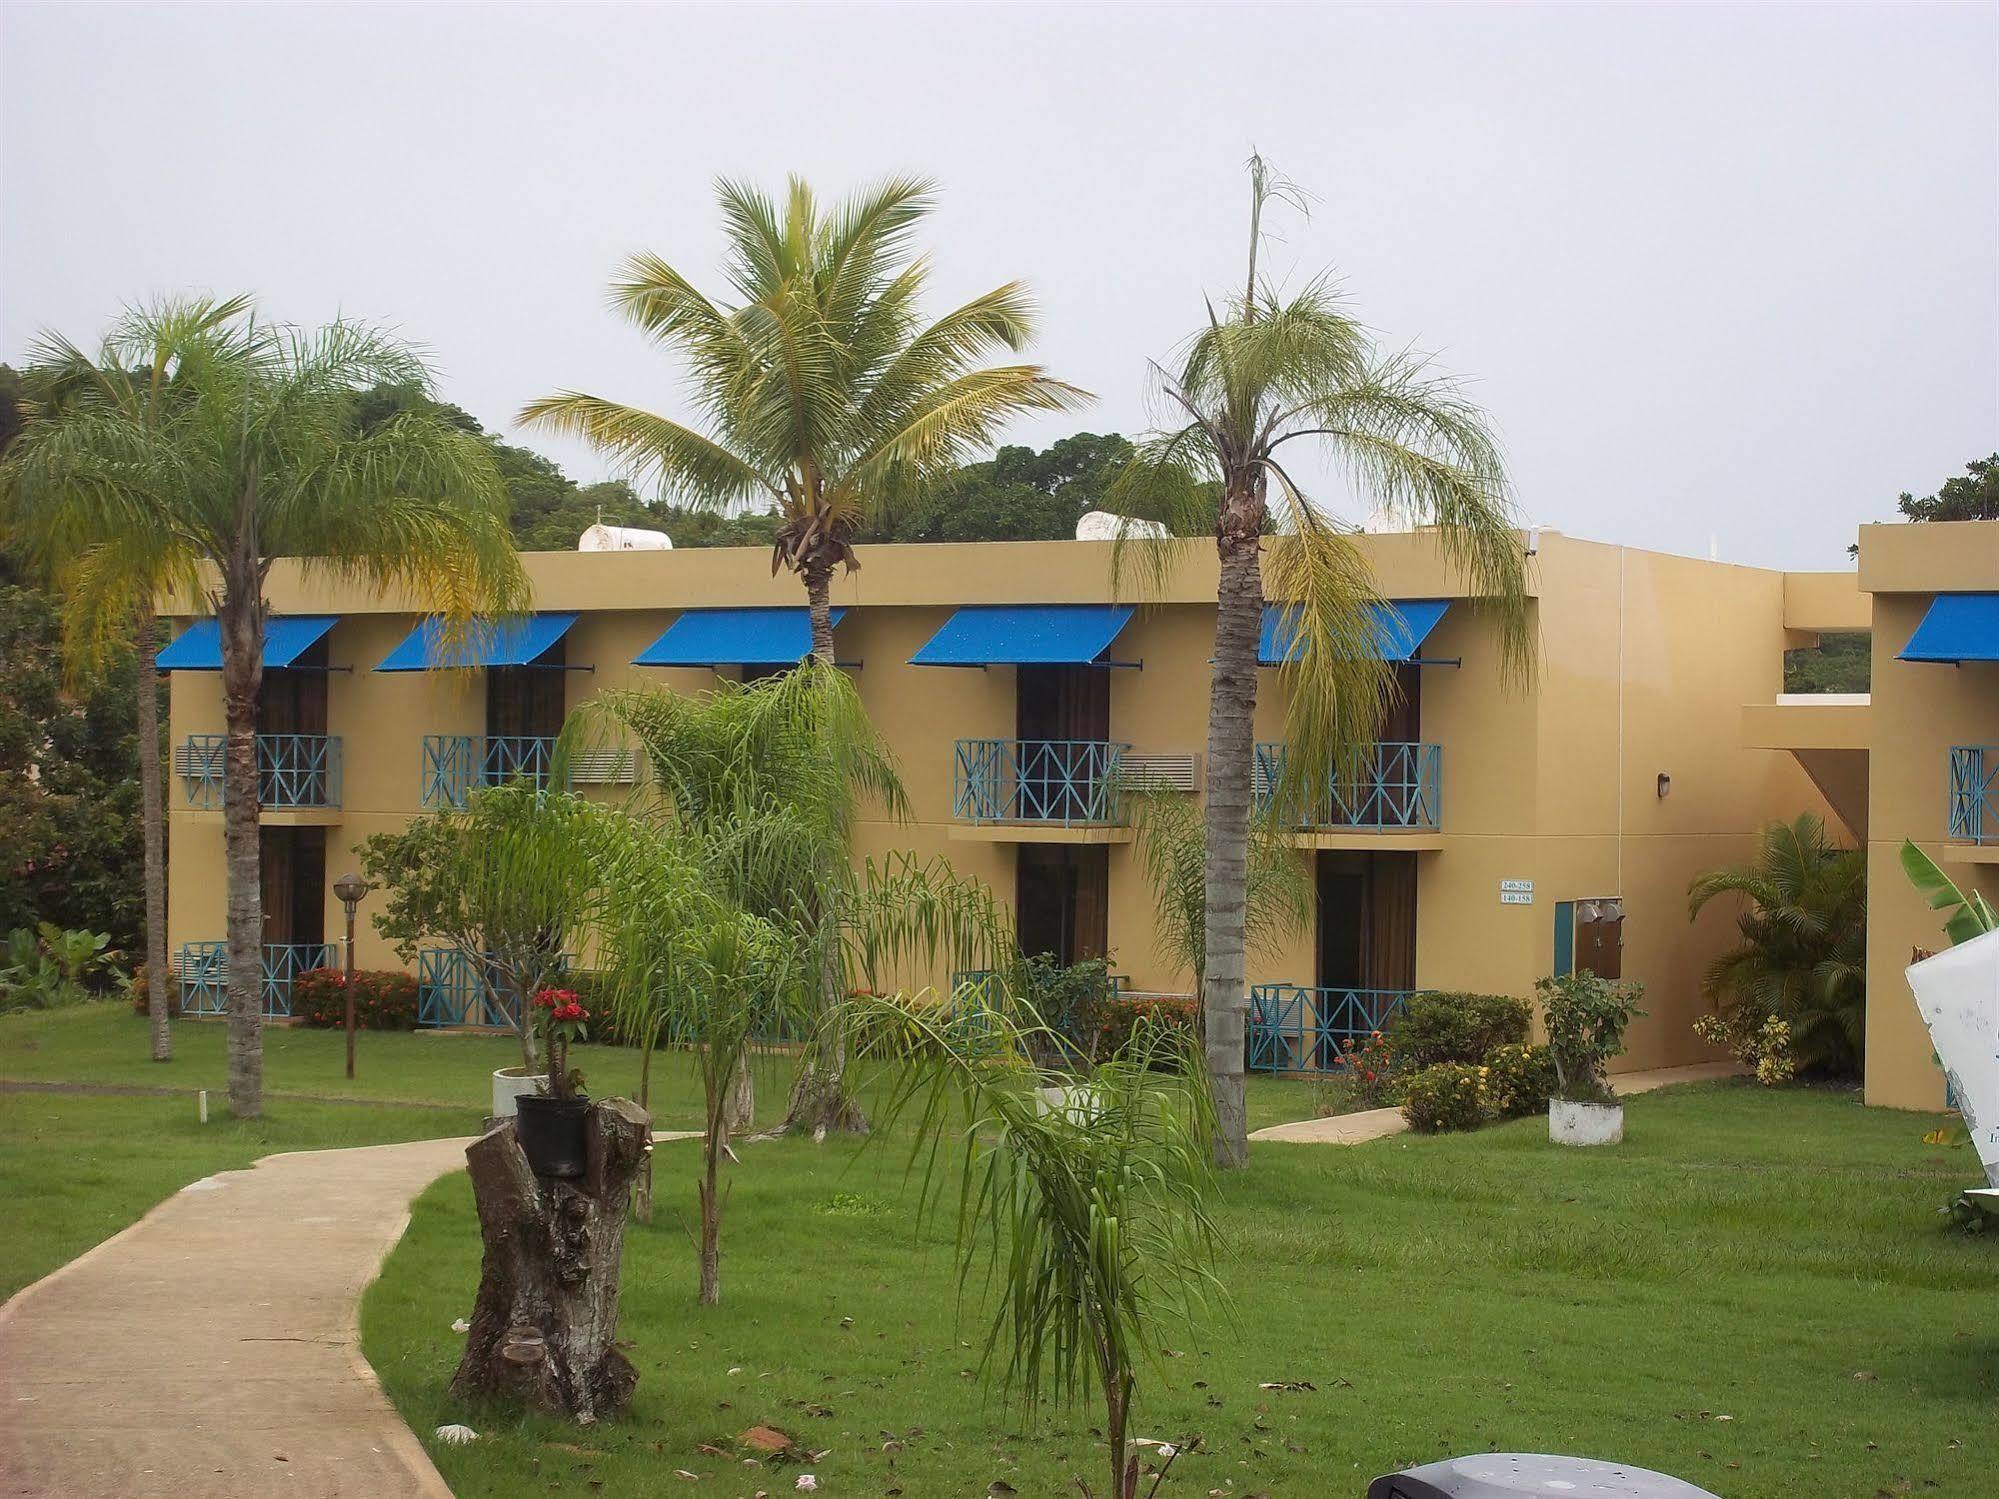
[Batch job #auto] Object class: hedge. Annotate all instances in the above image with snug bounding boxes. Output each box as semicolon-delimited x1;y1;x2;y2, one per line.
291;968;419;1030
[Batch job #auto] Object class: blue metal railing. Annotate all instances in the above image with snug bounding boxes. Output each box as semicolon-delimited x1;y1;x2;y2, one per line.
176;940;338;1018
417;948;523;1028
1254;741;1441;831
181;734;342;810
1247;984;1413;1074
1948;746;1999;844
953;739;1130;826
421;734;562;810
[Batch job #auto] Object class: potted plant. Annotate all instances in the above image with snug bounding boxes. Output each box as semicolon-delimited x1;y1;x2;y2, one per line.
1537;970;1645;1147
514;987;591;1178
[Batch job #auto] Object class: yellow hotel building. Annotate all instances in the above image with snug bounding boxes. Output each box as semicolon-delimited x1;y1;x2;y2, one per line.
165;527;1875;1086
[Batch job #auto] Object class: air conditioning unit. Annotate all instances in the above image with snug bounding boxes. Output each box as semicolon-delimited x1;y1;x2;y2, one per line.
568;750;640;785
1118;753;1200;793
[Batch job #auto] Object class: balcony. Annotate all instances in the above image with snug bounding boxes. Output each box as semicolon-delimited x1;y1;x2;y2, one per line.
1247;984;1413;1075
421;734;562;810
952;739;1130;834
1254;741;1441;836
1949;745;1999;847
176;941;338;1018
180;734;342;811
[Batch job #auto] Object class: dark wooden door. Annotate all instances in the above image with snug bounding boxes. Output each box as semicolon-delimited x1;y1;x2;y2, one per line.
1575;902;1623;980
487;637;568;739
259;828;326;948
1016;666;1110;741
1016;845;1109;967
258;638;329;736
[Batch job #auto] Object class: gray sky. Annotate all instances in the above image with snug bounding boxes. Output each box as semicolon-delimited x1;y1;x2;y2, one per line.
3;2;1994;570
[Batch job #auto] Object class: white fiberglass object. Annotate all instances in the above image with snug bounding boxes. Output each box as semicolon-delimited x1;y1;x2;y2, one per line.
1905;929;1999;1187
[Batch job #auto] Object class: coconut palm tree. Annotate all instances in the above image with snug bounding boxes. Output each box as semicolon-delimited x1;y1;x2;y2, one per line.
1115;157;1532;1165
526;174;1085;1131
0;298;526;1117
1;301;258;1064
1688;813;1867;1076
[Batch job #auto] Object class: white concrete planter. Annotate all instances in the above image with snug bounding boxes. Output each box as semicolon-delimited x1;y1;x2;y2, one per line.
1549;1098;1624;1147
1034;1084;1104;1124
492;1067;548;1119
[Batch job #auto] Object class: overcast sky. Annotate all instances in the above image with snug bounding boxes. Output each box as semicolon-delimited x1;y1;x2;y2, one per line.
3;3;1994;569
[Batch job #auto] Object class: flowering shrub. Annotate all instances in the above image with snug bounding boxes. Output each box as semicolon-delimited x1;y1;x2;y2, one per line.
291;968;418;1030
1327;1031;1397;1107
1387;991;1530;1067
1483;1042;1558;1117
1537;971;1646;1103
1400;1062;1490;1133
1694;1009;1797;1087
533;987;590;1096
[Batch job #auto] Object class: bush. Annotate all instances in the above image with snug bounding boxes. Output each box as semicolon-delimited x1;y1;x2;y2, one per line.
1387;991;1530;1067
1537;970;1646;1103
1087;994;1198;1058
290;968;419;1031
1400;1062;1490;1133
1694;1009;1797;1087
126;963;183;1019
1484;1042;1558;1117
1321;1030;1399;1110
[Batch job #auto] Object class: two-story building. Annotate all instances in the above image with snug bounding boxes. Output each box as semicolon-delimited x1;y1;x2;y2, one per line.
162;528;1847;1080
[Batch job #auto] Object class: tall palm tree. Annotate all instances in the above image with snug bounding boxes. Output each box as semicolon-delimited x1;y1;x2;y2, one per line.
1;298;526;1116
1118;158;1533;1165
1;298;255;1064
1688;813;1867;1077
526;174;1084;1131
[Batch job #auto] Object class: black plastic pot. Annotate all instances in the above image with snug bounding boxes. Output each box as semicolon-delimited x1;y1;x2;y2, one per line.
516;1092;590;1179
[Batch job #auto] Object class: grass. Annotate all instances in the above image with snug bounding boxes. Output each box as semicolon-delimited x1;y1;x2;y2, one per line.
0;1090;482;1299
363;1083;1992;1499
0;1003;1319;1133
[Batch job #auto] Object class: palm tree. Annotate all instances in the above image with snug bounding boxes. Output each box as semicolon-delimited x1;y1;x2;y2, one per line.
0;298;526;1116
1688;813;1867;1077
1116;157;1532;1166
527;174;1084;1130
580;663;1007;1138
2;298;257;1064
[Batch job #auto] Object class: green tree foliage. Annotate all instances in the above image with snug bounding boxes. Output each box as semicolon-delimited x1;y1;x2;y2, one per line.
0;569;146;948
860;432;1131;542
1782;631;1870;694
1688;814;1865;1077
1893;454;1999;525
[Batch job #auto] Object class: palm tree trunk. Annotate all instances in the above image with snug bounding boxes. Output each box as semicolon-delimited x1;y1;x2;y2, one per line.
219;588;265;1119
777;553;870;1138
135;615;172;1063
1202;524;1264;1169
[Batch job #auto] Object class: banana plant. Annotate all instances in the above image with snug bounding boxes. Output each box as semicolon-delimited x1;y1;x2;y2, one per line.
1901;839;1997;946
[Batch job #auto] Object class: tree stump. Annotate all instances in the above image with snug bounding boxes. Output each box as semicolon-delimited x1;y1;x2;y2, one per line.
450;1097;650;1423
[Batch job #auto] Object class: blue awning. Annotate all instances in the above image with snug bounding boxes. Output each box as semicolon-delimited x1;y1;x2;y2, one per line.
634;608;845;668
910;605;1136;666
374;613;578;672
1899;594;1999;663
156;615;339;671
1259;600;1451;666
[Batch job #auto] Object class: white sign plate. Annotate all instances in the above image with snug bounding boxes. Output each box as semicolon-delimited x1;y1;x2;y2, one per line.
1500;879;1534;906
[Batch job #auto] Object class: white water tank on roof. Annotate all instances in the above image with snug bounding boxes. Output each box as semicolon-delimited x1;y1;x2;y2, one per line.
579;524;673;552
1075;510;1170;542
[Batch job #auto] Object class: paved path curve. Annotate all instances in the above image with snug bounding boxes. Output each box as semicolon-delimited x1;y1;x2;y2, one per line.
1248;1061;1744;1144
0;1130;695;1499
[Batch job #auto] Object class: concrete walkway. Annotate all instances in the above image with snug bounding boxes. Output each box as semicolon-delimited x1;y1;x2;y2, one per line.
1249;1061;1745;1144
0;1129;696;1499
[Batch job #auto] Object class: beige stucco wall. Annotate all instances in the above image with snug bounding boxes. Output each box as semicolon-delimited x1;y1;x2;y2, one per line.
164;531;1832;1079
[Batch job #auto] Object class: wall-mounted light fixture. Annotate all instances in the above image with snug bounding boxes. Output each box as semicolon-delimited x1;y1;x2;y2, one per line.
1656;772;1671;799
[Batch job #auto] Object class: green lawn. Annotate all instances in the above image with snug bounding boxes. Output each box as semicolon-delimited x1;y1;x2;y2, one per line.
363;1084;1989;1499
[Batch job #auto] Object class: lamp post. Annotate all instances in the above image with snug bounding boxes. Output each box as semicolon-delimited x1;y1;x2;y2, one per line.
332;873;372;1080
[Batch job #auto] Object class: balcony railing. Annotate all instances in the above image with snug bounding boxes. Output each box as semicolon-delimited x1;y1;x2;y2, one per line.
176;941;338;1019
1247;984;1414;1074
421;734;563;810
1254;741;1441;831
417;948;523;1028
181;734;342;810
1949;745;1999;845
953;739;1130;826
